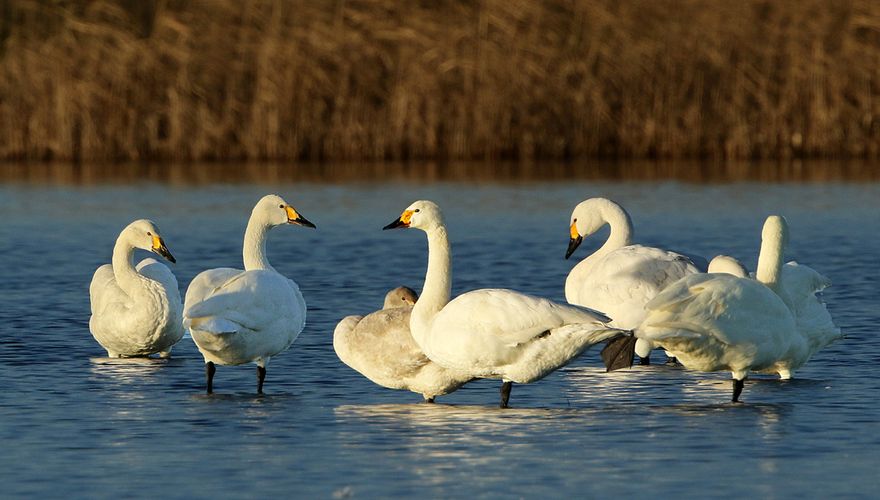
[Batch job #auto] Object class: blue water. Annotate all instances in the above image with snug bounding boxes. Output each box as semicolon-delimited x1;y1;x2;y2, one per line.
1;178;878;498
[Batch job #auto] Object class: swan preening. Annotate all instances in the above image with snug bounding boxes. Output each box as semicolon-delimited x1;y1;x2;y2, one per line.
564;198;701;365
383;200;630;408
334;286;474;402
184;194;315;394
605;215;841;402
89;219;184;358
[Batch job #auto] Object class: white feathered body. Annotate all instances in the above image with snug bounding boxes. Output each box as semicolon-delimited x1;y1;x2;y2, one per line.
422;289;626;384
637;273;802;379
566;244;699;357
89;258;184;357
781;262;841;352
184;267;306;366
334;306;473;398
758;262;842;378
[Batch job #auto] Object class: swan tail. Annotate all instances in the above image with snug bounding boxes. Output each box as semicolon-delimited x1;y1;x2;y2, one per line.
584;327;632;345
546;324;629;347
334;315;363;338
187;317;241;335
601;334;637;372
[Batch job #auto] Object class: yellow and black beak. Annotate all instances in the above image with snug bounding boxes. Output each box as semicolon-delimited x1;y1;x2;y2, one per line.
285;206;316;228
565;221;583;259
151;235;176;263
383;210;414;230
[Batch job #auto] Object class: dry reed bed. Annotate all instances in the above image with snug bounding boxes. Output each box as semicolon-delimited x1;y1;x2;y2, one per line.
1;0;879;162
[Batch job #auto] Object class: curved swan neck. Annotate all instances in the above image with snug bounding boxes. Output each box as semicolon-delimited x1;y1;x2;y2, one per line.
243;216;275;271
411;226;452;343
111;236;149;297
596;200;634;252
756;222;786;293
566;200;633;302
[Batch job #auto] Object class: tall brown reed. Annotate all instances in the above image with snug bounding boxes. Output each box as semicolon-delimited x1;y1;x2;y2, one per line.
1;0;878;162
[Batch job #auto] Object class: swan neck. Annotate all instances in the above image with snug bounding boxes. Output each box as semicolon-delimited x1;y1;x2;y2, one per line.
111;236;147;297
599;202;633;252
756;230;784;293
566;202;632;303
411;226;452;344
243;216;274;271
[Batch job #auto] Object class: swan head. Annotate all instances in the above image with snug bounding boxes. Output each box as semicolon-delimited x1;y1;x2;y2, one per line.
383;200;444;232
762;215;788;247
566;198;627;259
124;219;175;263
707;255;749;278
254;194;316;229
383;286;418;309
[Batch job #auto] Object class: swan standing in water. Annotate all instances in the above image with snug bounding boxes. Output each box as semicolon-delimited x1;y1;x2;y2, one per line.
383;200;630;408
184;194;315;394
89;219;183;358
564;198;702;365
706;255;841;378
604;216;804;402
334;286;474;402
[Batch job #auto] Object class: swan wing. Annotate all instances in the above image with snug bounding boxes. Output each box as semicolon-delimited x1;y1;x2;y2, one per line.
334;315;364;340
136;258;179;291
184;268;242;308
642;273;794;348
435;289;610;349
782;261;831;296
90;264;127;315
781;262;841;350
570;245;700;327
184;269;304;334
336;307;432;384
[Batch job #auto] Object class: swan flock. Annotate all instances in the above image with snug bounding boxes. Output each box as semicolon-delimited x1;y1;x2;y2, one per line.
88;195;840;406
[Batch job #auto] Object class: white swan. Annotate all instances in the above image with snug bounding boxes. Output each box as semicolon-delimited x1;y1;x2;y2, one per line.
184;194;315;394
383;200;630;408
90;219;183;358
604;216;805;402
706;255;842;378
334;286;474;402
564;198;702;364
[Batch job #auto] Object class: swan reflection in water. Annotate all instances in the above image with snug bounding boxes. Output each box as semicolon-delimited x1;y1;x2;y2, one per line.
564;365;789;436
334;403;590;471
88;356;178;384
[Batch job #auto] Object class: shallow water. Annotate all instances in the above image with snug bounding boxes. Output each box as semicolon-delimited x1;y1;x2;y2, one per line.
1;177;878;497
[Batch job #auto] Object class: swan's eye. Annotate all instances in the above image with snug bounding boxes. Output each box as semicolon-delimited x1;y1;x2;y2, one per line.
279;204;284;208
414;209;420;213
147;231;152;236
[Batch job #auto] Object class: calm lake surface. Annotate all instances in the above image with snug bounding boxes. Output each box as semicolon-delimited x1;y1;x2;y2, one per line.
1;169;878;498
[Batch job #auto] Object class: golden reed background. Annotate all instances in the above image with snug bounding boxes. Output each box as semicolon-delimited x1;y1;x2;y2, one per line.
1;0;879;162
